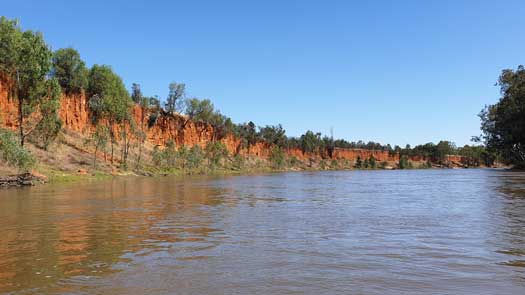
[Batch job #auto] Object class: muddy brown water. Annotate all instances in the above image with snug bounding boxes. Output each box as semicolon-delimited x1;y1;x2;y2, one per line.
0;169;524;294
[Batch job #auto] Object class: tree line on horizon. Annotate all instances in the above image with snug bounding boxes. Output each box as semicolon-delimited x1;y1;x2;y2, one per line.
0;16;514;173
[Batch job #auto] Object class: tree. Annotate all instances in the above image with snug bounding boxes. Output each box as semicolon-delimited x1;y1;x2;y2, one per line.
478;65;525;168
269;146;286;169
259;124;287;147
187;145;204;170
34;78;62;150
205;141;228;168
87;125;109;168
369;155;376;168
355;156;363;168
185;98;215;122
399;155;410;169
434;140;456;164
131;83;149;169
165;82;185;114
87;64;132;163
51;47;88;95
0;17;53;146
300;130;322;153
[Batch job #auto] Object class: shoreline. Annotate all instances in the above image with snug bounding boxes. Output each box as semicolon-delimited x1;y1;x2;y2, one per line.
0;165;502;190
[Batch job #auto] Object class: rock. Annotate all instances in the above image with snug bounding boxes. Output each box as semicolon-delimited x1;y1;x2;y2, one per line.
0;172;47;188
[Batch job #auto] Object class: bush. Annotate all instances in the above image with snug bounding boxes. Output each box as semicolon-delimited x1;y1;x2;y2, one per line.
288;156;300;167
205;141;228;168
232;154;245;170
399;155;410;169
187;145;204;170
0;128;35;172
355;156;363;168
151;140;177;169
34;78;63;150
269;146;286;169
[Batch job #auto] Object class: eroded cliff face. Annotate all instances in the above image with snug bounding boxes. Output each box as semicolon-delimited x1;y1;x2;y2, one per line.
0;78;450;165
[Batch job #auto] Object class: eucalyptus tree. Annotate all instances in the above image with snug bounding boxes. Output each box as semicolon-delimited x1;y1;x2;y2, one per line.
478;65;525;168
51;47;88;95
0;17;53;146
87;64;132;164
165;82;185;114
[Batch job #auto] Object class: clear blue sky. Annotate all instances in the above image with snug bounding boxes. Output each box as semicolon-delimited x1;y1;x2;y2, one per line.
4;0;525;146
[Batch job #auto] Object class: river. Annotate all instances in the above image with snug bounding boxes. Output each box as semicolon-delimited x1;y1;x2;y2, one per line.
0;169;524;294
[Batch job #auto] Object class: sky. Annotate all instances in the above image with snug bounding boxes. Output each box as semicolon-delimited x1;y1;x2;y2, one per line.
3;0;525;146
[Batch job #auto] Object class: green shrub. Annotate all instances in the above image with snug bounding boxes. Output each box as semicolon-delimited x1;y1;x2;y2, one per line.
0;128;35;172
288;156;300;167
232;154;245;170
269;146;286;169
205;141;227;168
355;156;363;168
187;145;204;170
369;155;376;168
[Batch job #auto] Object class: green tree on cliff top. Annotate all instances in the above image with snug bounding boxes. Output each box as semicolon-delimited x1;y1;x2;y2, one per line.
0;17;53;146
87;64;132;164
165;82;185;114
51;47;88;95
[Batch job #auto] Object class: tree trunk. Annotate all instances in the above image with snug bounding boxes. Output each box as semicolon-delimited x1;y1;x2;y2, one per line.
93;146;98;168
18;98;24;146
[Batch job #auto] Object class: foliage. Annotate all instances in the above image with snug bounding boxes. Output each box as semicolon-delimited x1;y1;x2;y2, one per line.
478;65;525;168
51;47;88;94
300;130;323;153
269;146;286;169
259;124;287;147
85;124;109;168
87;65;131;123
0;128;35;172
457;145;496;167
355;156;362;168
399;155;412;169
0;17;53;146
187;145;204;170
185;98;215;122
234;121;258;149
368;155;376;168
232;153;245;170
288;156;300;167
87;64;132;163
34;78;62;150
165;82;185;114
205;141;228;168
151;140;177;168
435;141;456;163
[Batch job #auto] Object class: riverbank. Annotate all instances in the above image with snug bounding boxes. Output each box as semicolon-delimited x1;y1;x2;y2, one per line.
2;159;498;189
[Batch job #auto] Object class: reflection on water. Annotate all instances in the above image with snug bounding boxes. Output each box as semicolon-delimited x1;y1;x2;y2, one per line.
0;170;524;294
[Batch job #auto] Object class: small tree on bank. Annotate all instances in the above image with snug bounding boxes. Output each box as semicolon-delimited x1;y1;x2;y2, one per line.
34;78;62;150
